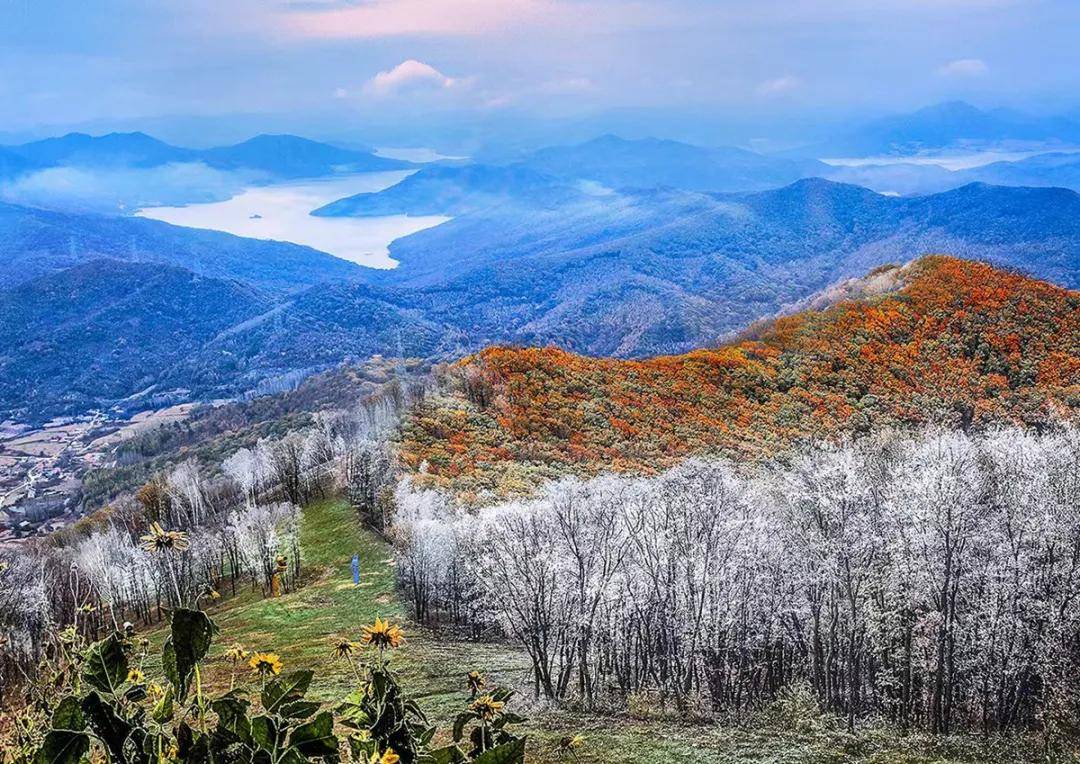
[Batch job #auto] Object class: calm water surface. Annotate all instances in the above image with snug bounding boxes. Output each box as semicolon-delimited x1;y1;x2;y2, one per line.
137;171;449;268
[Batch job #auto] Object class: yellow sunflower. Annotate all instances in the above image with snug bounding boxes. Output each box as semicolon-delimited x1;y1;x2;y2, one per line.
126;667;146;685
368;749;400;764
470;695;505;721
248;652;283;677
140;522;190;553
361;617;405;650
225;643;249;663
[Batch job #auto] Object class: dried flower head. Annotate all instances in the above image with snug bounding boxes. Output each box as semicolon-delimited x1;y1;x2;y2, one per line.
225;643;249;663
559;734;586;751
333;638;361;659
249;651;283;677
466;670;486;696
122;621;135;636
470;695;505;721
361;617;405;650
140;522;190;553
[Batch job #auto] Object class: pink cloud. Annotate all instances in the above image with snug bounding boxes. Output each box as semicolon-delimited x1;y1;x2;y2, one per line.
282;0;559;39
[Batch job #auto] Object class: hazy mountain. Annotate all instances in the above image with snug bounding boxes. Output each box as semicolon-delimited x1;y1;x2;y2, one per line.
7;132;197;168
5;176;1080;420
1;131;412;180
520;134;830;191
313;164;580;217
0;147;43;180
377;179;1080;357
198;134;412;178
0;200;361;294
315;134;832;220
814;101;1080;156
962;152;1080;189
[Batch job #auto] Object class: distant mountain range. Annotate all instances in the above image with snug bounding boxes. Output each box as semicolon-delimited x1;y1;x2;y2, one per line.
0;132;412;181
372;178;1080;357
316;135;832;217
3;175;1079;422
521;135;829;192
317;130;1080;220
810;101;1080;157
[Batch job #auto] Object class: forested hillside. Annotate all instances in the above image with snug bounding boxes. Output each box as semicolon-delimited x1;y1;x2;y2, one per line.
379;179;1080;358
402;256;1079;496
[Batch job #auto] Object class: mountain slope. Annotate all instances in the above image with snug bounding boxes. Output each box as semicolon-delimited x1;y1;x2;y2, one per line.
199;134;412;177
521;134;830;191
0;200;361;293
0;258;458;421
402;256;1080;496
0;260;273;417
313;163;580;217
7;132;197;168
377;179;1080;358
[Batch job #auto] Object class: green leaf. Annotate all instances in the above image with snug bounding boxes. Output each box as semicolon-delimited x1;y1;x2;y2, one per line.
81;634;128;694
279;699;321;720
348;736;377;761
34;699;89;764
288;711;339;758
472;738;526;764
152;686;175;724
211;695;252;745
167;608;214;701
452;711;475;742
82;690;134;761
123;726;152;764
428;744;468;764
162;638;181;696
261;670;313;714
250;715;278;752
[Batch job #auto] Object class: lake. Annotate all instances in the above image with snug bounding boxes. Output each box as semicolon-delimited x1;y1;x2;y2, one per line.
136;171;449;268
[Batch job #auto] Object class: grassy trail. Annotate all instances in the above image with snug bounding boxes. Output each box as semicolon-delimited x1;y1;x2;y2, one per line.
183;499;1046;764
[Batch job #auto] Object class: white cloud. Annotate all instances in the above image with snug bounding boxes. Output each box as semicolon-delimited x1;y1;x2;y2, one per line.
937;58;989;77
364;60;458;96
757;75;801;96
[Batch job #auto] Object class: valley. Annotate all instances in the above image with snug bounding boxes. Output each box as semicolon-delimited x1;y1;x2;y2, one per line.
2;78;1080;763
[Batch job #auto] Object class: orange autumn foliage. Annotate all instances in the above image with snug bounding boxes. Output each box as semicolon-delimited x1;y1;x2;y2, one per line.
401;257;1079;498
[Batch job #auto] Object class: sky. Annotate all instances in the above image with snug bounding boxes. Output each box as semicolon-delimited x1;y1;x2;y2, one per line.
2;0;1079;148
